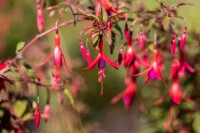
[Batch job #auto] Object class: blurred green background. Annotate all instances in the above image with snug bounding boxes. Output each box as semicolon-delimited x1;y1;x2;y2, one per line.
0;0;200;133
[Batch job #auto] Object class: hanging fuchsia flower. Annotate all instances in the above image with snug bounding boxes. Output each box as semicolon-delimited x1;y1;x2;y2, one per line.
84;35;119;71
154;58;195;106
134;48;164;84
43;104;50;122
35;103;41;128
36;4;44;32
171;33;176;56
84;35;119;94
180;27;187;51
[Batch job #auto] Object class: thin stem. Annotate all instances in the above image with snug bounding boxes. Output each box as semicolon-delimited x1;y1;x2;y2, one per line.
20;18;86;53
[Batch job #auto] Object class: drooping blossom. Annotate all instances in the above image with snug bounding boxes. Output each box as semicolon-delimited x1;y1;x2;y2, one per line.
84;35;119;71
84;35;119;94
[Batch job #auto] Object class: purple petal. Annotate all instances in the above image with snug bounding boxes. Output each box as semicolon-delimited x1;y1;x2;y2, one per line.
149;69;157;80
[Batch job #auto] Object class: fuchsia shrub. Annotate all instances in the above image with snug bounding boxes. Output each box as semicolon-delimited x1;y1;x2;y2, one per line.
0;0;199;132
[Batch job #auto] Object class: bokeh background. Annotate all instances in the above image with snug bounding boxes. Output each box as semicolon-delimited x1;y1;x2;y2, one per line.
0;0;200;133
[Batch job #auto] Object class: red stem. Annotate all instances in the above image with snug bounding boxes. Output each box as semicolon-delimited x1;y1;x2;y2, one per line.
19;18;86;53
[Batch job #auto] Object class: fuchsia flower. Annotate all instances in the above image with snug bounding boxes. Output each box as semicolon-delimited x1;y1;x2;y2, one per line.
35;104;41;128
43;104;50;122
171;33;176;56
84;35;119;94
154;59;195;106
36;4;44;32
84;35;119;71
123;22;149;68
134;48;165;84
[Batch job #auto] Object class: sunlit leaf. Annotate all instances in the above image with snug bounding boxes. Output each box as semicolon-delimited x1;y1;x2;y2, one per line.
14;100;27;117
64;89;74;105
162;15;170;31
193;113;200;133
16;42;25;52
22;113;32;121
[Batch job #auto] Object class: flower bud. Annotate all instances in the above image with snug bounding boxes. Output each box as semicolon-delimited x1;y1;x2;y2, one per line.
35;104;41;128
37;4;44;32
43;104;50;122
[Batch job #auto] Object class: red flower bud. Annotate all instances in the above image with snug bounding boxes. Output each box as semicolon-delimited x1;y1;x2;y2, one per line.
180;27;187;50
37;4;44;32
139;30;144;50
53;46;62;67
171;33;176;56
170;80;181;105
43;104;50;122
35;104;41;128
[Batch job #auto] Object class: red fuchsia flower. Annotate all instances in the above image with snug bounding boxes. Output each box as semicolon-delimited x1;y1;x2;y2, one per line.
171;33;176;56
79;40;92;65
36;4;44;32
135;48;165;84
154;59;195;106
178;51;195;78
180;27;187;51
35;103;41;128
84;35;119;71
123;22;149;68
43;104;50;122
84;35;119;94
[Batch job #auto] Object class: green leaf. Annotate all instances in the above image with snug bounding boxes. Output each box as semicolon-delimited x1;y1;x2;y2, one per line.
16;42;25;52
26;69;36;78
2;129;8;133
0;109;4;117
162;15;170;31
84;13;99;22
22;113;32;121
64;89;74;105
92;34;99;48
108;12;125;22
193;113;200;133
14;100;27;117
148;43;154;52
